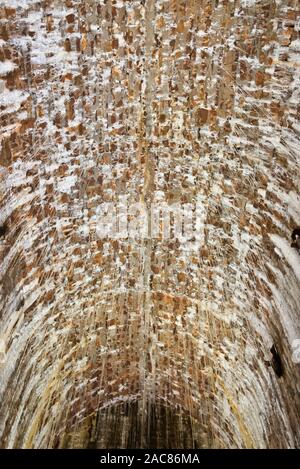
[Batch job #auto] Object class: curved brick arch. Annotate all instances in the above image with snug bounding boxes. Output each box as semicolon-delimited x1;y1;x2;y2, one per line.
0;0;299;448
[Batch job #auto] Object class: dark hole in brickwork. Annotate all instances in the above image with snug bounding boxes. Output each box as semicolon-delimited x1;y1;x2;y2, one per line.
291;227;300;240
270;344;284;378
0;223;8;237
291;227;300;251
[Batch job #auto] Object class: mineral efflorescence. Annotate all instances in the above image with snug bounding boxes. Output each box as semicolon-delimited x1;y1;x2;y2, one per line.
0;0;300;449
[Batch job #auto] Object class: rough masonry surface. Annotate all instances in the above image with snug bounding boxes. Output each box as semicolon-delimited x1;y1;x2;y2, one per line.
0;0;300;448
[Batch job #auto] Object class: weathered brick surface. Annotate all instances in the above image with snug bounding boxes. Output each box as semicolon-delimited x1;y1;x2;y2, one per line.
0;0;300;448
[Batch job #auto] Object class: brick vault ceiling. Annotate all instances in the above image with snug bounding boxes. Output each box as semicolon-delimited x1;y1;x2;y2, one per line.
0;0;300;448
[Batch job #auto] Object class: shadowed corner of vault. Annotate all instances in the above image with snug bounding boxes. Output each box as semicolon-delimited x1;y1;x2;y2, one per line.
56;401;208;449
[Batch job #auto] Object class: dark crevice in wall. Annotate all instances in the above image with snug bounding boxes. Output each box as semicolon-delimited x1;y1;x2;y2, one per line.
291;227;300;251
0;223;8;237
270;344;284;378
